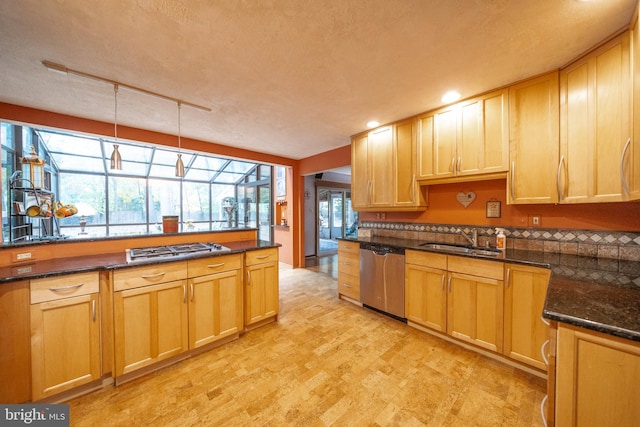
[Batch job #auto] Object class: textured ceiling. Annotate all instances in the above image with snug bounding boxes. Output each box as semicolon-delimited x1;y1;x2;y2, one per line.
0;0;636;161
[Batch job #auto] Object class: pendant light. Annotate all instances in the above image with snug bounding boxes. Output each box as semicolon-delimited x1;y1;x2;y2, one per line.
110;84;122;170
175;101;185;177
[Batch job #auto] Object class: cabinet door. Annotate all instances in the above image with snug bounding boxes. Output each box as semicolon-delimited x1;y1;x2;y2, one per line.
555;324;640;427
31;293;100;400
114;280;188;376
351;133;370;209
447;272;504;353
433;107;457;179
460;89;509;176
338;242;360;301
245;261;279;326
629;19;640;200
369;126;395;206
509;71;560;204
0;281;31;403
560;33;631;203
405;263;447;332
188;269;243;349
503;264;550;370
416;113;435;179
394;119;419;206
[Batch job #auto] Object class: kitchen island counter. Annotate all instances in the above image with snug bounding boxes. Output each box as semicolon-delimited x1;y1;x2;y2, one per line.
0;240;280;284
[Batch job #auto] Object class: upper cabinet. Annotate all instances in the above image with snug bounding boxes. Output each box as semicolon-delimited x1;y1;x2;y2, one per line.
560;33;633;203
631;13;640;200
417;89;509;182
508;71;560;204
351;119;427;211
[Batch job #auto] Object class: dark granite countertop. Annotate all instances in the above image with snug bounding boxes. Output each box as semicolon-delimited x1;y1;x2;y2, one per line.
340;236;640;343
0;240;279;284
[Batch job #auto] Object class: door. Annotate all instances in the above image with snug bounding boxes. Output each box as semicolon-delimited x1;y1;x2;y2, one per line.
317;188;357;256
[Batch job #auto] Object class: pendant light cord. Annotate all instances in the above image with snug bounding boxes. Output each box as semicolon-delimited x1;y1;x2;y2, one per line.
114;84;119;141
177;101;181;152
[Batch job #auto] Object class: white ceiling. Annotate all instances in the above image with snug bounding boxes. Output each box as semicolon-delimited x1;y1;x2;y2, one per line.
0;0;636;161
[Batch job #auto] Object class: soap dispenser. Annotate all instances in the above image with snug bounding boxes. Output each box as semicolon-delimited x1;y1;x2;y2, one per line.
496;228;506;251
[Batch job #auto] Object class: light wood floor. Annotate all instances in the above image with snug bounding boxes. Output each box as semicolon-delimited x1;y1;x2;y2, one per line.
67;257;546;426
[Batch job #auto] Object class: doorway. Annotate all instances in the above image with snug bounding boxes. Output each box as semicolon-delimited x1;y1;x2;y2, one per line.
317;187;357;256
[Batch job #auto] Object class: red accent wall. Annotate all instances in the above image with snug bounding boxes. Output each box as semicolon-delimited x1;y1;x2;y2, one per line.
361;179;640;231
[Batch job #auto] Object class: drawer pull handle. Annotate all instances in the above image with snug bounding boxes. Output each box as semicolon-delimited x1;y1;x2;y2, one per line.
141;272;166;279
541;315;550;327
92;299;96;322
541;339;550;366
255;255;269;260
441;274;445;290
49;282;84;292
207;263;225;268
190;283;194;302
540;395;548;427
183;284;187;303
506;268;511;288
247;271;251;284
343;284;352;288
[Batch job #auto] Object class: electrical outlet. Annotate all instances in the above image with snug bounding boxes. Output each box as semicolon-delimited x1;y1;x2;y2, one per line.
532;216;540;226
13;251;34;262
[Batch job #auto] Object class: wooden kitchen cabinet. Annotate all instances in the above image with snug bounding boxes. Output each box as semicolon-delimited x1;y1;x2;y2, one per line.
405;250;447;333
417;89;509;182
245;248;279;327
630;14;640;200
446;256;504;353
560;32;632;203
337;240;360;302
187;254;243;349
113;262;188;378
351;120;427;211
554;323;640;427
0;280;31;403
508;71;560;204
30;272;101;400
503;263;550;371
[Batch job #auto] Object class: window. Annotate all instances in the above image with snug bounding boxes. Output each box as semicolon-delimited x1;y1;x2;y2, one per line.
1;122;273;243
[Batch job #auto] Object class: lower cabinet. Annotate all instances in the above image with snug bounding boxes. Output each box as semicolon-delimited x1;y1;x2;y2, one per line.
447;256;504;353
0;280;31;403
112;261;188;378
245;248;279;327
113;279;188;377
405;252;550;371
337;240;360;301
503;263;550;371
405;251;447;332
30;272;101;401
553;323;640;427
187;254;243;349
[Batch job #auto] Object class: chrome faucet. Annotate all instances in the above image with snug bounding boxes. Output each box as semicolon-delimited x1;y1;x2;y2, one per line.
458;228;478;247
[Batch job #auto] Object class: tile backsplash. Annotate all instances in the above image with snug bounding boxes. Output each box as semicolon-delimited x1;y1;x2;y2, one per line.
359;221;640;262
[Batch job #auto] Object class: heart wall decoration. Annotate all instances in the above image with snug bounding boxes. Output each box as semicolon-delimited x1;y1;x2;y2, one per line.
456;191;476;208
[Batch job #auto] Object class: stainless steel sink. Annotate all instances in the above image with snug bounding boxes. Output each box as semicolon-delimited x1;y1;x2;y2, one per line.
419;243;472;253
418;243;502;257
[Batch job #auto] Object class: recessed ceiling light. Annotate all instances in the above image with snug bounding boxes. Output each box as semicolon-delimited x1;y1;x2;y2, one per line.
441;90;461;104
366;121;380;128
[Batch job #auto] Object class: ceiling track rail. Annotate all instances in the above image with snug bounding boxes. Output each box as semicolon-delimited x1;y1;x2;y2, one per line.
41;60;211;112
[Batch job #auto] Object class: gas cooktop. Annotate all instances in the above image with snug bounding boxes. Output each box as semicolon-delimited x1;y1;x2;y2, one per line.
126;242;231;263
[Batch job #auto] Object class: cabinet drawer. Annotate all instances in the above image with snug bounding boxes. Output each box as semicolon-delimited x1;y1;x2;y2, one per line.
406;250;447;270
113;261;187;291
338;271;360;300
338;240;360;256
338;254;359;276
245;248;278;266
448;256;503;280
187;254;242;277
31;271;99;304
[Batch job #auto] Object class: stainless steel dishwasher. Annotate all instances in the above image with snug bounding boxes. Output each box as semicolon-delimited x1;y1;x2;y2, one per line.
360;243;406;320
